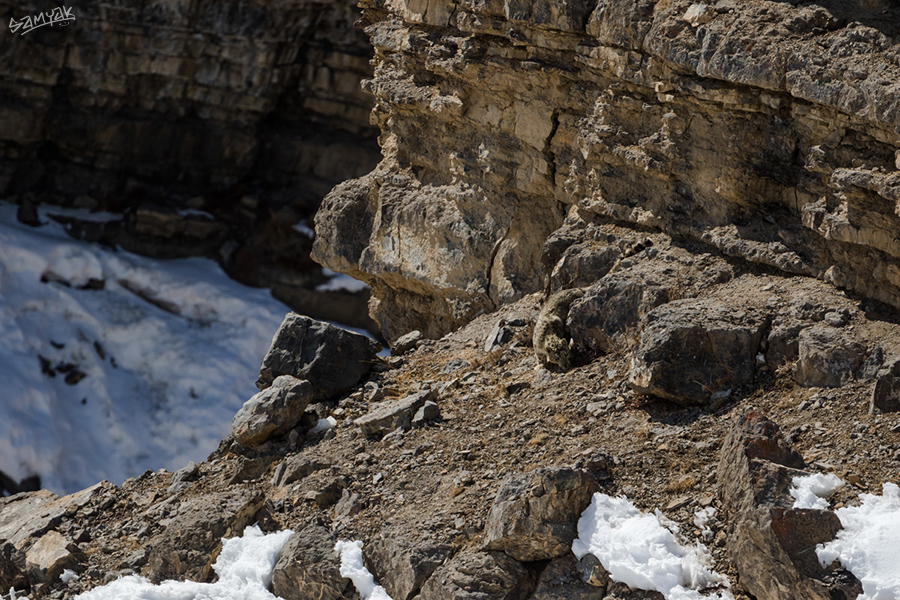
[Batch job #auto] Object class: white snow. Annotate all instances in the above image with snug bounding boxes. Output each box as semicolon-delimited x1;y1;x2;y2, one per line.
60;569;79;584
292;219;315;238
790;473;844;510
693;507;715;537
817;482;900;600
317;268;369;293
73;525;292;600
572;493;733;600
0;203;291;494
310;417;337;434
334;541;394;600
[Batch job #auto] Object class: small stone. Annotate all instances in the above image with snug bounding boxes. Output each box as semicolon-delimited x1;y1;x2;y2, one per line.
683;3;713;26
412;401;441;426
393;330;423;355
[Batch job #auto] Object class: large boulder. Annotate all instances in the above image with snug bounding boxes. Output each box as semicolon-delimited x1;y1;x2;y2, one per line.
484;468;598;562
232;376;314;447
416;551;535;600
717;411;861;600
568;273;670;358
257;313;381;401
793;324;866;388
24;530;84;587
363;533;453;600
630;299;769;404
271;524;350;600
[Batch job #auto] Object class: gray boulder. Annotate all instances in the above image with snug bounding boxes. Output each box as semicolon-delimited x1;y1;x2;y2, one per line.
717;410;861;600
363;534;453;600
233;375;314;447
568;274;669;358
24;530;84;587
794;324;866;388
871;358;900;414
354;389;436;437
417;550;535;600
630;299;768;404
272;524;350;600
257;313;381;401
484;468;598;562
393;330;423;355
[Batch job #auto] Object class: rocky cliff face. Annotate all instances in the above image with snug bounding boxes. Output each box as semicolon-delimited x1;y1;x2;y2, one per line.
314;0;900;341
0;0;381;327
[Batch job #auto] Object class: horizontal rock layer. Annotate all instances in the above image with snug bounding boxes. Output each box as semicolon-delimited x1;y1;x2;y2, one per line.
314;0;900;340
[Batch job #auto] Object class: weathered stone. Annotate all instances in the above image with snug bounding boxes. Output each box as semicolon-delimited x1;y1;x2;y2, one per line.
393;330;423;355
364;534;453;600
568;273;670;357
577;554;609;589
871;358;900;414
412;401;441;426
549;242;621;293
272;455;330;488
144;490;263;583
484;320;515;352
0;484;105;550
630;299;769;404
417;550;535;600
794;324;866;388
354;389;436;437
717;411;862;600
532;556;605;599
484;468;599;562
233;375;314;447
24;530;83;586
0;542;27;594
256;313;381;400
271;524;349;600
167;462;200;495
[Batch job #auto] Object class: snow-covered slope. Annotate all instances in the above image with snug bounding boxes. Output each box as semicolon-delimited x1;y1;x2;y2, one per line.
0;203;290;494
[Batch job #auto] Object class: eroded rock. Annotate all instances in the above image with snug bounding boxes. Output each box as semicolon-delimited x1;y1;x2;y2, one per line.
272;524;350;600
233;375;314;447
484;467;598;562
794;324;866;388
363;534;453;600
257;313;381;400
354;389;437;437
717;411;861;600
416;550;535;600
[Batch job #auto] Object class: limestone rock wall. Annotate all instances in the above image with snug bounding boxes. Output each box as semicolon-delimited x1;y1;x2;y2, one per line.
313;0;900;341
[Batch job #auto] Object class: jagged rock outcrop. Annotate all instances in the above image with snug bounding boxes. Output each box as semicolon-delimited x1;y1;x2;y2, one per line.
717;410;862;600
314;0;900;340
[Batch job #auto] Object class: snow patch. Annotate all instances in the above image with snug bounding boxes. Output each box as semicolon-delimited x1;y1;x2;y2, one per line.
311;417;337;434
790;473;844;510
317;268;369;293
0;203;289;493
335;540;394;600
73;525;292;600
60;569;79;584
572;493;732;600
817;482;900;600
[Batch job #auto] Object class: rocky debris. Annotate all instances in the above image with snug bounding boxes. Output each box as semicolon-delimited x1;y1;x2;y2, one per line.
416;550;535;600
794;324;867;388
871;358;900;414
532;556;604;599
272;455;330;488
354;389;437;437
144;490;263;583
0;484;104;549
256;313;381;401
363;534;453;600
393;330;423;355
568;273;670;358
0;542;27;594
484;468;599;562
484;318;526;353
717;411;862;600
630;299;769;405
167;462;200;495
272;524;351;600
233;375;314;447
24;530;84;589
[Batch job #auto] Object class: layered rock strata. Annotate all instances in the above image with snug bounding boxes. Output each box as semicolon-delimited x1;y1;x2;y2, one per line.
314;0;900;341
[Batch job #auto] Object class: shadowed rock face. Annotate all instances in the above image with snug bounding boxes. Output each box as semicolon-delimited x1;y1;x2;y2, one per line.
0;0;378;206
314;0;900;341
